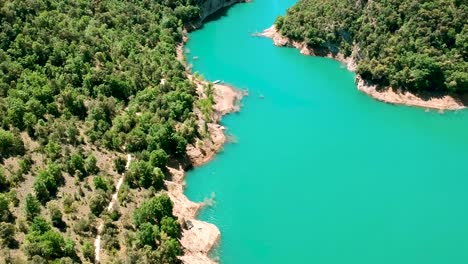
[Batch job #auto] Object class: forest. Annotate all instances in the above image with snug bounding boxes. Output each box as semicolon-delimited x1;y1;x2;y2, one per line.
275;0;467;93
0;0;207;263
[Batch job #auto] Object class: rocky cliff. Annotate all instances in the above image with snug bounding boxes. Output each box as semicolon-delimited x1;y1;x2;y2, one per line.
199;0;241;20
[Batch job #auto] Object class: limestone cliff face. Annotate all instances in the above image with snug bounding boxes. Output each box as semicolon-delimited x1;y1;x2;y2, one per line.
199;0;241;20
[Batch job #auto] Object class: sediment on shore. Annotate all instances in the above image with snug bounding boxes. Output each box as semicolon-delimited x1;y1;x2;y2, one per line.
257;26;465;111
165;32;244;264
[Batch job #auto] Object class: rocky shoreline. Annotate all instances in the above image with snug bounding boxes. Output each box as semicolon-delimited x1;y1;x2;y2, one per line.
165;34;243;264
258;26;466;111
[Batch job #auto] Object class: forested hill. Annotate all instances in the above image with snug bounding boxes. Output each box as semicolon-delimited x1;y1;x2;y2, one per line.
275;0;467;93
0;0;210;263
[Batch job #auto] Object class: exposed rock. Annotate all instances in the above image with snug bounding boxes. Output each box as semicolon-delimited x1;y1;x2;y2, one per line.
168;37;244;264
257;26;465;111
200;0;241;21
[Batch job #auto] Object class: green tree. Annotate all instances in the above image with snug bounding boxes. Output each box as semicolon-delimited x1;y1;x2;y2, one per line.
126;161;164;189
44;140;61;161
136;223;159;248
25;194;41;220
114;157;127;174
85;155;99;175
160;216;180;239
0;194;12;222
157;236;182;263
82;241;95;261
24;217;70;260
67;152;85;177
93;176;111;192
0;129;25;159
89;190;109;216
0;168;9;192
133;193;174;228
48;203;64;228
149;149;169;169
0;222;17;248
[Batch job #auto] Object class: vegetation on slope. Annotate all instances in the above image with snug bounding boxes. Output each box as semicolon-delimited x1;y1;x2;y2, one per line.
0;0;210;262
276;0;467;93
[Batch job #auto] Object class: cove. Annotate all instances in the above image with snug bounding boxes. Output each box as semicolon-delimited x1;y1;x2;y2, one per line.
184;1;468;263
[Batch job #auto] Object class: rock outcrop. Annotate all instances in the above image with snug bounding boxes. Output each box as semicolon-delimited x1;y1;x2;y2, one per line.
200;0;241;21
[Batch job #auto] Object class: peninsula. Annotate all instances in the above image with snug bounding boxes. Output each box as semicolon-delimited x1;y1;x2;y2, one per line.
261;0;467;110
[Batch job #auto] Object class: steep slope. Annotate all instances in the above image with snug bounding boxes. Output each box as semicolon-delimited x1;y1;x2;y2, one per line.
275;0;467;93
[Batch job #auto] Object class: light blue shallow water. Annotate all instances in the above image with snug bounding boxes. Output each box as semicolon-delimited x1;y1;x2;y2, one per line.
185;1;468;263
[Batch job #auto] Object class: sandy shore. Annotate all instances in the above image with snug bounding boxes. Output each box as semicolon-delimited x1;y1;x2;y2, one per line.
165;39;243;264
258;26;465;111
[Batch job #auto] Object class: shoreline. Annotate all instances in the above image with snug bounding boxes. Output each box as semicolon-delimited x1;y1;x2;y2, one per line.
257;26;466;111
166;33;244;264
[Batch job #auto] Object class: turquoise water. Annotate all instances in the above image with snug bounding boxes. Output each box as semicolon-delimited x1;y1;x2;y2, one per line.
184;1;468;263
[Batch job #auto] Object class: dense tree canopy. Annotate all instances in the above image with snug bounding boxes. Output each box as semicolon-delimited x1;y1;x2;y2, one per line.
276;0;468;92
0;0;209;261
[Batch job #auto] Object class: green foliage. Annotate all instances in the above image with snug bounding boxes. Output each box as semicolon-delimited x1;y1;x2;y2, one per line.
126;161;164;189
19;155;33;175
44;140;61;161
136;223;160;248
0;0;206;260
24;194;41;221
197;84;215;122
149;149;169;169
33;163;63;203
277;0;468;92
160;216;180;239
0;129;25;159
62;194;75;214
47;203;63;228
73;216;96;237
157;236;182;263
0;222;17;248
82;241;95;261
114;157;127;174
89;190;109;216
0;168;9;192
24;217;73;260
67;152;85;177
93;176;113;192
85;155;99;175
0;193;13;222
133;193;174;228
7;189;19;207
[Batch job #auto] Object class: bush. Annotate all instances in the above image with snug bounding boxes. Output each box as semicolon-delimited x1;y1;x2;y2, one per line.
89;190;109;216
85;155;99;175
0;168;9;192
24;194;41;221
160;216;180;239
24;217;74;259
126;161;164;189
67;152;85;177
0;129;25;159
93;176;112;192
73;216;96;237
0;222;17;248
48;203;64;228
0;193;12;222
149;149;169;169
82;241;94;261
133;194;174;228
114;157;127;174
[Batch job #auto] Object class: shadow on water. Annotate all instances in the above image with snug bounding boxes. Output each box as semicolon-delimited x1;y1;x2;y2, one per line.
197;6;232;29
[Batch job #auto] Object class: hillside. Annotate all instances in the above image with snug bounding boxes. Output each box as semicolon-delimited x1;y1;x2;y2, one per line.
0;0;227;263
275;0;467;93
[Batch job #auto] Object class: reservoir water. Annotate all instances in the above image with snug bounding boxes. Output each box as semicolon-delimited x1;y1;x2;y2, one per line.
185;1;468;263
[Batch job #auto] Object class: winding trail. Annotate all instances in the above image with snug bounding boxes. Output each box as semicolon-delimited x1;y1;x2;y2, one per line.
94;154;132;263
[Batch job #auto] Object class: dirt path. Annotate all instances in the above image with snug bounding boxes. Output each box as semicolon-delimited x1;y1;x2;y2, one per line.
94;154;132;263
